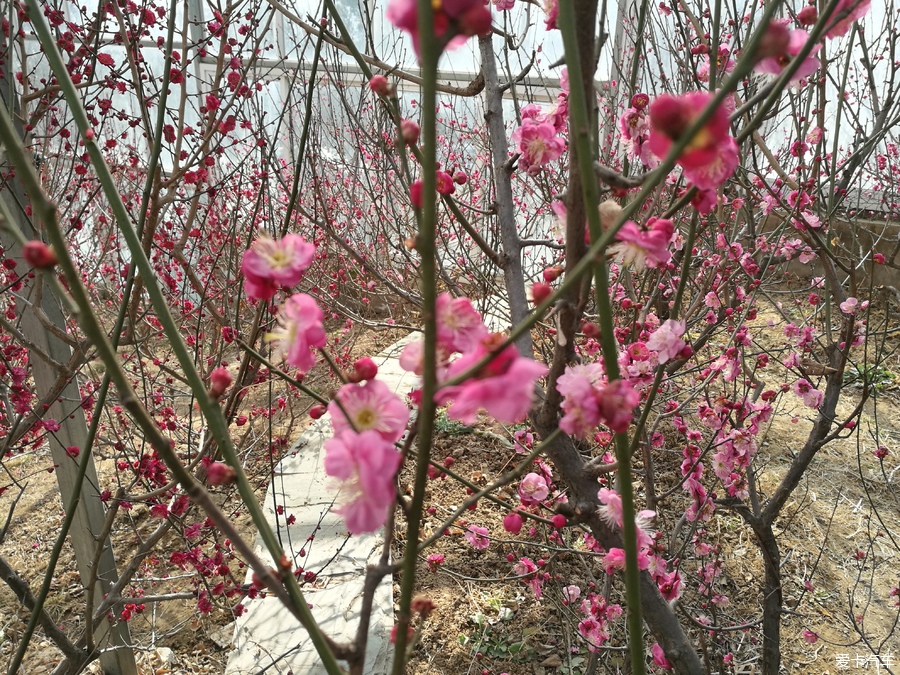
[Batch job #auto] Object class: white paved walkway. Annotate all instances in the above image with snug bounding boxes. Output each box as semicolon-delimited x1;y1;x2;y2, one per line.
225;335;419;675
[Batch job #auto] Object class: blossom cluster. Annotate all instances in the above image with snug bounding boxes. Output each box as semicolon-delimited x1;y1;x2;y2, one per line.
401;293;548;425
511;97;568;175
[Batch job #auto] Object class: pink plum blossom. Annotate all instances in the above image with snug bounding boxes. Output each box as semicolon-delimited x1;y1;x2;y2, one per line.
756;27;821;82
824;0;870;38
697;46;734;82
840;297;859;314
266;294;326;373
511;120;566;175
518;472;550;505
609;218;674;270
328;379;410;443
596;379;640;433
436;337;548;424
562;585;581;604
793;379;824;409
436;293;489;352
324;430;401;534
386;0;492;60
241;234;315;300
652;643;673;669
464;524;491;550
648;92;739;190
557;364;604;439
543;0;558;29
647;319;687;363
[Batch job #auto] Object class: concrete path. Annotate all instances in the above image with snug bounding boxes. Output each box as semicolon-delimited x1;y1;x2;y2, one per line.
225;334;419;675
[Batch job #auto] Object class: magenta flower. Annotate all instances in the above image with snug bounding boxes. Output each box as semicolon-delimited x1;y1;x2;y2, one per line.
329;379;410;443
464;524;490;550
646;319;687;363
324;430;401;534
543;0;558;29
651;643;673;669
436;293;489;352
648;92;739;190
266;294;326;373
596;379;639;433
556;364;604;439
824;0;870;38
756;27;821;82
241;234;315;301
512;120;566;175
601;548;627;575
793;379;824;409
609;218;674;270
386;0;492;60
436;338;548;424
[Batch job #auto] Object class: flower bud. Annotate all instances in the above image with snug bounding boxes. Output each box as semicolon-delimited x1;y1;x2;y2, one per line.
207;461;236;485
581;321;600;338
22;241;58;269
368;74;391;96
409;180;424;208
309;403;326;419
598;200;622;231
209;367;233;399
529;282;552;305
542;266;563;282
503;512;524;534
350;356;378;382
400;119;420;145
797;5;817;25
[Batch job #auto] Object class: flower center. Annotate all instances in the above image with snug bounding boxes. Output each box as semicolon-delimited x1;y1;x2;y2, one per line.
356;408;376;428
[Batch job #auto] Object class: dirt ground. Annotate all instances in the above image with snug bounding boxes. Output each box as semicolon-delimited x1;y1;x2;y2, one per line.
1;318;898;674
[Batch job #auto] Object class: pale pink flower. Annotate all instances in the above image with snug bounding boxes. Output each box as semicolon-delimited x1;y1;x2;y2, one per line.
324;430;401;534
436;293;489;352
518;472;550;505
242;234;315;300
840;297;859;314
464;524;490;550
793;378;824;409
266;294;326;373
436;338;547;424
646;319;687;363
609;218;674;270
697;46;734;82
597;487;624;527
596;379;640;433
563;585;581;604
756;27;821;82
824;0;870;39
329;379;410;443
493;0;515;11
512;120;566;175
557;364;604;439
